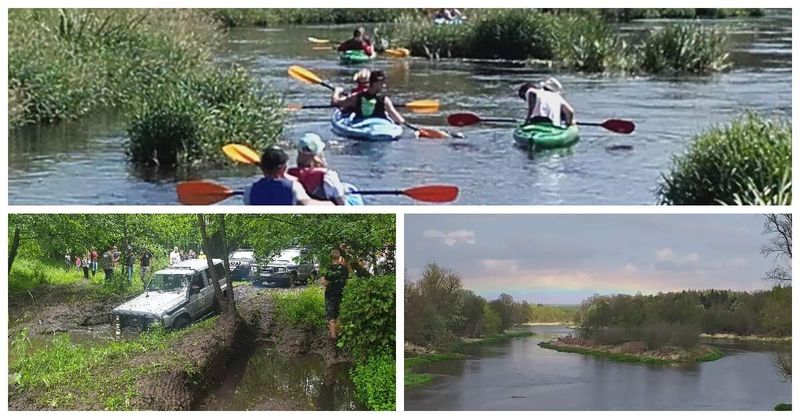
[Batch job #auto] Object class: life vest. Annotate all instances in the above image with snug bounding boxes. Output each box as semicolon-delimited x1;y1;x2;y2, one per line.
287;167;328;200
245;178;295;205
355;93;387;119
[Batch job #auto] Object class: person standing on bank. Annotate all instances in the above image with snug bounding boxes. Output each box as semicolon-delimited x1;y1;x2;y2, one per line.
100;245;115;283
140;248;153;285
320;247;352;341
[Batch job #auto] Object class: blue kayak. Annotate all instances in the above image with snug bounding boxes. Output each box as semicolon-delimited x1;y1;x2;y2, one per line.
330;109;403;142
343;182;365;206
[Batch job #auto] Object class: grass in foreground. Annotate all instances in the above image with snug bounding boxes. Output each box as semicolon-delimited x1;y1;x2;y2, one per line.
9;318;216;410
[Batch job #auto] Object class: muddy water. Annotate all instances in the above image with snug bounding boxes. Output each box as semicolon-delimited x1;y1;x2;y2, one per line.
199;345;362;411
405;325;792;410
7;11;791;204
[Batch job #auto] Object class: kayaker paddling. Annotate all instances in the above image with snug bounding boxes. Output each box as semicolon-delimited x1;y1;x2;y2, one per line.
243;147;332;206
287;133;349;205
331;70;406;125
337;27;374;57
518;77;575;126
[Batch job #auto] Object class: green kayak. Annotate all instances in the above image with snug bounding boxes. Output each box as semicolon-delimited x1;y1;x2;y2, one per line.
339;50;372;64
513;123;580;151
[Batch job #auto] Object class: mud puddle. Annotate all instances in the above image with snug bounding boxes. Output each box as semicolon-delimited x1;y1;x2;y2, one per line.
198;344;362;411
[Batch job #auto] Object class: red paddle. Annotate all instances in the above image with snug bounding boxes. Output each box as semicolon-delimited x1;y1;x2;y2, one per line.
177;180;459;205
447;112;636;134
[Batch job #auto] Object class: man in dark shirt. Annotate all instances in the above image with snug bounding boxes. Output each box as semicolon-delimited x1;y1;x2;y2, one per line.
320;248;352;341
140;248;153;285
337;27;374;56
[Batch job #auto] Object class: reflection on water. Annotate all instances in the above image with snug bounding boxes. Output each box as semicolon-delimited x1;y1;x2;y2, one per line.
200;345;361;411
8;11;791;205
406;325;791;410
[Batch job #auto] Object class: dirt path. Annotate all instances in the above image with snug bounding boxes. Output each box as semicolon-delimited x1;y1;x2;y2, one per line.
8;284;131;337
9;284;350;411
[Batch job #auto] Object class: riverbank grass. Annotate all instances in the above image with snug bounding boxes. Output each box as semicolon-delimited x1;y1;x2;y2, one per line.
658;114;792;205
10;9;285;167
539;341;723;365
9;258;146;296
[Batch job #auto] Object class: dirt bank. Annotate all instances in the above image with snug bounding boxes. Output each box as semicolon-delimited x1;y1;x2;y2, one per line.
237;288;350;365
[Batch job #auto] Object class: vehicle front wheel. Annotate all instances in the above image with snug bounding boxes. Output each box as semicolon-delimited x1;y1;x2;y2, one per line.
172;315;191;329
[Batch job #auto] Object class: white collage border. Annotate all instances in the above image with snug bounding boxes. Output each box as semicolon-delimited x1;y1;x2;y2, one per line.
1;0;797;416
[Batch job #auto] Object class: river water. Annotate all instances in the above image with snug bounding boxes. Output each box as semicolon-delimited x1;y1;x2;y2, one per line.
405;325;791;410
7;11;791;205
199;345;361;411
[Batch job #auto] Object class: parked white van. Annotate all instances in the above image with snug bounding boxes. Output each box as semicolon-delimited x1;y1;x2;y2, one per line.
112;258;228;330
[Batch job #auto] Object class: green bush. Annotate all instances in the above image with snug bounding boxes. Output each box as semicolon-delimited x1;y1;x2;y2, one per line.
638;24;730;74
775;403;792;411
211;8;405;27
338;274;395;360
552;14;631;72
658;114;792;205
8;9;219;127
351;354;395;411
271;287;326;329
125;66;284;167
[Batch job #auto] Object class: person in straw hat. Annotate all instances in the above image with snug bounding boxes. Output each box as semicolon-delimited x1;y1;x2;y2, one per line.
517;76;575;126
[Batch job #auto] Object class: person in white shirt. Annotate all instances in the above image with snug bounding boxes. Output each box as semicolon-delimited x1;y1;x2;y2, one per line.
169;247;181;265
518;77;575;126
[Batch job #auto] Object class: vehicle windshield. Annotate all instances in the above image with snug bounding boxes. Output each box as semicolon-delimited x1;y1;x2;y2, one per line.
147;273;187;291
230;251;253;260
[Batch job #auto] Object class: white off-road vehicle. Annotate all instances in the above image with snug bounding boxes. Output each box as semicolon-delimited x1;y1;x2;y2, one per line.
112;258;228;330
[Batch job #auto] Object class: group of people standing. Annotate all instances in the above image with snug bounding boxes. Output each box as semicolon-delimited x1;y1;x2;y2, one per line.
168;247;205;264
66;245;153;286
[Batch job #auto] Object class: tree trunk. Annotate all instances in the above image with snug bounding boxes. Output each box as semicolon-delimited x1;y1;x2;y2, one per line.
9;226;21;273
218;214;236;309
197;214;227;312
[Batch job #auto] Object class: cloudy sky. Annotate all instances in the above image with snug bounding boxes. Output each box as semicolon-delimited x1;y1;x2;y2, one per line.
405;214;781;305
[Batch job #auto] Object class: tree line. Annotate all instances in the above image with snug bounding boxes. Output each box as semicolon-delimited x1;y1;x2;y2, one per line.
8;214;395;275
405;264;543;349
574;287;791;349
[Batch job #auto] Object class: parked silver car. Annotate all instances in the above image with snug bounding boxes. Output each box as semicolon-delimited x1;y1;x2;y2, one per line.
112;258;228;330
254;248;318;287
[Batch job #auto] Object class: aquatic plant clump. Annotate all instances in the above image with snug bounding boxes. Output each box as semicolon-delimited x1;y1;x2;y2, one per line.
638;24;731;74
126;66;284;167
658;114;792;205
211;8;409;27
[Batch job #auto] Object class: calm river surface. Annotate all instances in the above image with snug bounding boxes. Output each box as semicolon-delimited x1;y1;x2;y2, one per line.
405;325;791;410
8;11;791;204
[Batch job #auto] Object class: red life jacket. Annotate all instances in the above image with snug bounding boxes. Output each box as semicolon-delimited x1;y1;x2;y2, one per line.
287;167;328;200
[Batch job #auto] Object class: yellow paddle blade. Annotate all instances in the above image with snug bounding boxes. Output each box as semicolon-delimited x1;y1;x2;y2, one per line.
404;99;439;113
312;46;334;51
384;48;410;58
307;37;330;44
288;65;322;85
222;144;261;165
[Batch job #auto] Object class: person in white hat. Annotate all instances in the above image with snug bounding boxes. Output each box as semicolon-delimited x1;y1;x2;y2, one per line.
517;76;575;126
286;133;349;205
